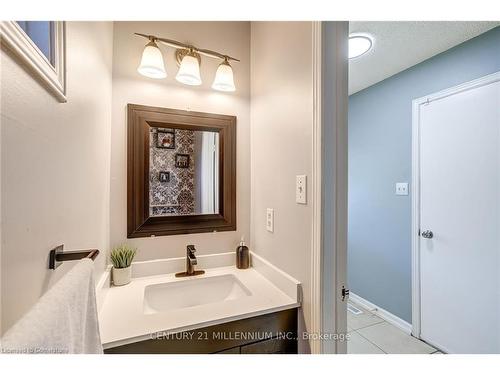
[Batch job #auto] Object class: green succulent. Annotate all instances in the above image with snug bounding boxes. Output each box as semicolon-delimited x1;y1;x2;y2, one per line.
110;244;137;269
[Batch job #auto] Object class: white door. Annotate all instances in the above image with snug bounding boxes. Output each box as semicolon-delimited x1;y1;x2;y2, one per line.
415;73;500;354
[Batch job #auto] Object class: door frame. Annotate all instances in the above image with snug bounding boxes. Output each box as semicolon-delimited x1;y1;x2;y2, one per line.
410;70;500;339
310;21;349;354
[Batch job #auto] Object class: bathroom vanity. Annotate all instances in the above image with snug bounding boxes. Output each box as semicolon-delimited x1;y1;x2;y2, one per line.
104;309;298;354
97;252;301;354
107;104;302;353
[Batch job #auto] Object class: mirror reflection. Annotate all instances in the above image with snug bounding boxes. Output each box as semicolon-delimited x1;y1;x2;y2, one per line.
149;127;219;217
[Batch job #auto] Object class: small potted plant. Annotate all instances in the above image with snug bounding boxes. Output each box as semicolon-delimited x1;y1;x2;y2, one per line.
110;244;137;286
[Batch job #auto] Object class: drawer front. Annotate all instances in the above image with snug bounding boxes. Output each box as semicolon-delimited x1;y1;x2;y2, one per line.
215;347;241;354
240;337;297;354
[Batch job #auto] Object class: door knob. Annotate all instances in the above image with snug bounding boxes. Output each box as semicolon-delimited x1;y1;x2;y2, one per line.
421;230;433;239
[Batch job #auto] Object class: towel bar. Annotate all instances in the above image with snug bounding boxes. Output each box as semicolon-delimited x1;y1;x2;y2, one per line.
49;244;100;270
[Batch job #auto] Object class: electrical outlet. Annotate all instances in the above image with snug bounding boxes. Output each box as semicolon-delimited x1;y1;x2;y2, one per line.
396;182;409;196
296;175;307;204
266;208;274;233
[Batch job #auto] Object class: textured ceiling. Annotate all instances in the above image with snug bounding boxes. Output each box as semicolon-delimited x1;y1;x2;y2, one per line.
348;21;500;94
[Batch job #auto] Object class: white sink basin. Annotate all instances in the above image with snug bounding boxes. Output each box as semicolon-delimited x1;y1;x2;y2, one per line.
143;274;252;314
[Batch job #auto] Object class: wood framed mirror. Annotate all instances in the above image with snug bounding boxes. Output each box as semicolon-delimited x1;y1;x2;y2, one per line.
127;104;236;237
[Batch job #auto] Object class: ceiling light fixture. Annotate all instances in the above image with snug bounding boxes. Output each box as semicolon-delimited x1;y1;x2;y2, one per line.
348;34;373;59
135;33;239;92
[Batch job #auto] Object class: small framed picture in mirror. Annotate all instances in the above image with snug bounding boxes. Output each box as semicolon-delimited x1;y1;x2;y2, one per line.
158;171;170;183
175;154;190;168
157;129;175;149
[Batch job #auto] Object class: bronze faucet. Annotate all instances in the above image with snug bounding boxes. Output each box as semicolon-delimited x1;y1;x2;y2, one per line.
175;245;205;277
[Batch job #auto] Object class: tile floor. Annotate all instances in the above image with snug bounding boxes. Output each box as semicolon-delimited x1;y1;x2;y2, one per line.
347;301;442;354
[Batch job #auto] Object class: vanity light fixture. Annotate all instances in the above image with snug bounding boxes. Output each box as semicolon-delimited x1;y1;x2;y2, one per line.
135;33;239;92
137;37;167;79
212;58;236;92
348;34;374;59
175;49;202;86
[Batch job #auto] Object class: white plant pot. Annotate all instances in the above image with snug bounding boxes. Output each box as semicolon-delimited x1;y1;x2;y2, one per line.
112;266;132;286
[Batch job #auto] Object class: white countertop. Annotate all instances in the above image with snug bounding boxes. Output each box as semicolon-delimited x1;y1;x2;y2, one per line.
98;253;301;349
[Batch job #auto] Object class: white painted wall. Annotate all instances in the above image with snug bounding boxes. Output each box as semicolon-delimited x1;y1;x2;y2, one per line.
250;22;314;352
110;22;251;260
0;22;114;333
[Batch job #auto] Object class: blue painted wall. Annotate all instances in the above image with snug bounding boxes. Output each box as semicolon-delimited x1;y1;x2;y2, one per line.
348;26;500;323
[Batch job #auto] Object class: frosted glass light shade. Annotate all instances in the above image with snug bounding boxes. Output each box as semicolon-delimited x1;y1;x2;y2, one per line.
176;53;202;86
348;35;373;59
212;60;236;92
137;41;167;79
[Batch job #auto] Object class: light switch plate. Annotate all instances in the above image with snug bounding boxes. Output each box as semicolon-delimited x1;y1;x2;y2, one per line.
396;182;409;196
266;208;274;233
296;175;307;204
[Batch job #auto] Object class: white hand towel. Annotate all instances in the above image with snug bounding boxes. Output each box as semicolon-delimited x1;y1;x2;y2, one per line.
1;259;103;354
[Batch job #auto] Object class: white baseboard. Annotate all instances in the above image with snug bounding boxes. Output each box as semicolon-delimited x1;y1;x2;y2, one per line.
349;292;412;335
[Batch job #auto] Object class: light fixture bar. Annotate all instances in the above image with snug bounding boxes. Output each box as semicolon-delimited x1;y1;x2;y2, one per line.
134;33;240;62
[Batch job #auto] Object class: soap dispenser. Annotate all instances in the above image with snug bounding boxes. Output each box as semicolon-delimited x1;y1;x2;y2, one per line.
236;237;249;269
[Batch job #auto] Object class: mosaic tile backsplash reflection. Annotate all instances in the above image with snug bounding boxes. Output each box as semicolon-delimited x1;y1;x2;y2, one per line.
149;128;195;216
